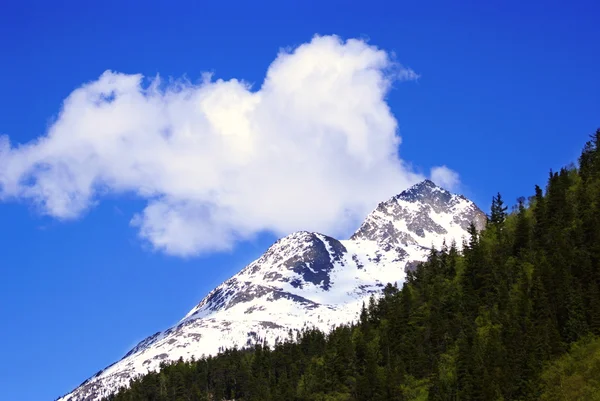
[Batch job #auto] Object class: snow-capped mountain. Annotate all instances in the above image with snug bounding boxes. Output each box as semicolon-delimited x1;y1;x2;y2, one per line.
58;180;486;401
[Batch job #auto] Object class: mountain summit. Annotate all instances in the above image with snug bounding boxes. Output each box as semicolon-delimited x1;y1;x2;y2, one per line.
59;181;486;401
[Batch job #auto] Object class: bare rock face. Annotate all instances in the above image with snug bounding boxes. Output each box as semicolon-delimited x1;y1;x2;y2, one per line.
58;181;486;401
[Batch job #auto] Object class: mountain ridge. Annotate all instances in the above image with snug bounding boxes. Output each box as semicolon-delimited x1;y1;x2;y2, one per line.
58;181;486;401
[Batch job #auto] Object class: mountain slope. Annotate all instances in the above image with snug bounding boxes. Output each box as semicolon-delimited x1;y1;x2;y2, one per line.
59;180;485;401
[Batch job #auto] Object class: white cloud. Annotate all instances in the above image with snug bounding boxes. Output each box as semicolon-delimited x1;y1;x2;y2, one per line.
0;35;426;256
430;165;461;191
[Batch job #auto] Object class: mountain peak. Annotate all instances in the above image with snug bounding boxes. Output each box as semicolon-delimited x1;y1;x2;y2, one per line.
351;181;485;248
58;179;486;401
394;179;448;202
414;178;438;188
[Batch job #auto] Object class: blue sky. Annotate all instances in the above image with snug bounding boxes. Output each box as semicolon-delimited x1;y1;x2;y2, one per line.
0;1;598;400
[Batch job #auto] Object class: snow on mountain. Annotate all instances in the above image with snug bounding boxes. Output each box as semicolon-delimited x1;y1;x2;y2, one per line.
58;180;486;401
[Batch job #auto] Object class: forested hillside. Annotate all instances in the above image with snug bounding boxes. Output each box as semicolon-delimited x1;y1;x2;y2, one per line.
103;129;600;401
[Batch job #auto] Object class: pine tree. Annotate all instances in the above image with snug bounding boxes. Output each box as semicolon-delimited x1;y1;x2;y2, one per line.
513;196;531;257
489;192;508;227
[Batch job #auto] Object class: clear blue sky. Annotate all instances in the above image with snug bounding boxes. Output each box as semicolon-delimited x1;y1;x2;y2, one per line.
0;1;598;400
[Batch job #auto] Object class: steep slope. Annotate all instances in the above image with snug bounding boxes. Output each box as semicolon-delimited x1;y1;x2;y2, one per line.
59;180;485;401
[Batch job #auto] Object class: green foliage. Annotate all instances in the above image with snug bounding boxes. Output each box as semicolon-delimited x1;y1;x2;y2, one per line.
539;336;600;401
104;129;600;401
399;376;429;401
